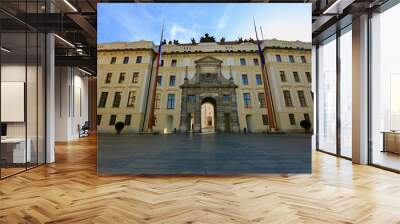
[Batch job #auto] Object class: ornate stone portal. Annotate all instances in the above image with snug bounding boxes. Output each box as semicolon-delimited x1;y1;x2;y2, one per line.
179;56;240;132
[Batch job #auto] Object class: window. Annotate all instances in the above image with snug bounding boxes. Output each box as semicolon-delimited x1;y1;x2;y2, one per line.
283;90;293;107
167;93;175;109
289;55;295;63
256;74;262;85
169;75;176;86
306;72;312;83
262;115;268;125
258;92;266;108
289;114;296;125
98;92;108;108
242;74;248;85
253;58;259;65
243;93;251;108
171;59;177;67
110;57;116;64
132;72;139;84
113;92;122;108
155;93;161;109
187;95;196;104
223;95;231;103
301;56;307;63
97;115;102;126
160;60;164;67
127;91;136;107
304;113;310;122
157;75;162;86
123;56;129;64
280;71;287;82
240;58;246;65
297;90;307;107
118;72;126;83
293;72;300;82
276;55;282;62
105;73;112;84
136;56;142;63
125;115;132;125
109;115;116;125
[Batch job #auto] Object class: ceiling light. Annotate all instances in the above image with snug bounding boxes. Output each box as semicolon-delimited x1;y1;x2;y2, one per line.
78;67;93;76
63;0;78;12
1;47;11;53
54;34;75;48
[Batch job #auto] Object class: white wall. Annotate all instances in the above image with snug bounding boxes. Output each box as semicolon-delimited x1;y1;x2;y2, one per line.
55;66;89;141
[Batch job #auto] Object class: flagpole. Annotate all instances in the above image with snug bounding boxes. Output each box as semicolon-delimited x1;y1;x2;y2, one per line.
253;18;277;131
147;23;164;131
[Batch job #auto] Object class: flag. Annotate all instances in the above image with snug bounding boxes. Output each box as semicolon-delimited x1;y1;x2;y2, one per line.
253;17;265;65
156;24;164;68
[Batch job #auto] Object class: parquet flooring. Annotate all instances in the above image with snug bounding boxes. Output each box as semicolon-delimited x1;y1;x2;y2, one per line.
1;135;400;224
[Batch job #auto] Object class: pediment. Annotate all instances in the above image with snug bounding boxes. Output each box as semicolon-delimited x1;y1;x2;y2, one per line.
194;56;223;65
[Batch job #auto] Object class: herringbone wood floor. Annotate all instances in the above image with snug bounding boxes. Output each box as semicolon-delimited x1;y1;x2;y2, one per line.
1;135;400;224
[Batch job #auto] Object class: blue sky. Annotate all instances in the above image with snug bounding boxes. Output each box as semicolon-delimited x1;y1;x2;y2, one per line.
98;3;311;44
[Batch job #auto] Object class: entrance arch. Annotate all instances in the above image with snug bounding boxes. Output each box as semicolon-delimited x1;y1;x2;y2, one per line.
246;114;252;133
165;115;173;133
201;97;216;133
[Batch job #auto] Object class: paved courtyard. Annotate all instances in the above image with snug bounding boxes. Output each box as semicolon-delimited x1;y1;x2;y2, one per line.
98;133;311;174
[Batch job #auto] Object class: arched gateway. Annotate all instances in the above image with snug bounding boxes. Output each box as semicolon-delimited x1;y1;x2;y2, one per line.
179;56;240;133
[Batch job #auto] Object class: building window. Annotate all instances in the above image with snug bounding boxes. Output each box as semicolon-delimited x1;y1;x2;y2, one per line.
167;93;175;109
97;115;102;126
276;55;282;62
304;113;310;122
301;56;307;63
125;115;132;125
262;115;268;125
109;115;116;125
155;93;161;109
293;72;300;82
256;74;262;85
118;72;126;83
289;114;296;125
253;58;259;65
223;94;231;103
297;90;307;107
280;71;287;82
171;59;177;67
187;95;196;104
258;92;266;108
127;91;136;108
169;75;176;86
113;92;122;108
132;72;139;84
105;73;112;84
110;57;116;64
240;58;246;66
123;56;129;64
160;60;164;67
242;74;248;85
289;55;295;63
98;92;108;108
306;72;312;83
283;90;293;107
243;93;251;108
136;56;142;63
157;75;162;86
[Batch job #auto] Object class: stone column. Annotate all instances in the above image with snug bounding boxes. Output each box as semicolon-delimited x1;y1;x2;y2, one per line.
231;88;240;132
194;95;202;132
180;88;188;132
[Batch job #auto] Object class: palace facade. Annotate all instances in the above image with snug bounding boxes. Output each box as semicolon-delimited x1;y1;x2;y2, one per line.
97;39;312;133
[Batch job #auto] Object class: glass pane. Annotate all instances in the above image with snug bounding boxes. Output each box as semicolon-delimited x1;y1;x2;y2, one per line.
371;4;400;171
318;35;337;154
340;27;352;158
38;32;46;165
1;31;27;177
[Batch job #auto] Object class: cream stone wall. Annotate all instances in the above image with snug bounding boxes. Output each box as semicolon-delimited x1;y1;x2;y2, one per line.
97;40;312;133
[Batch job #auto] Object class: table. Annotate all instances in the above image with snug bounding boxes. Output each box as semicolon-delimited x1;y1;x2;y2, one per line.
382;131;400;154
1;138;31;164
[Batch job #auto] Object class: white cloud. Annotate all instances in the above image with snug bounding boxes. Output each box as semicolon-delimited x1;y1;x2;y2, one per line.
169;23;197;42
216;5;233;30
